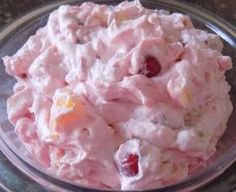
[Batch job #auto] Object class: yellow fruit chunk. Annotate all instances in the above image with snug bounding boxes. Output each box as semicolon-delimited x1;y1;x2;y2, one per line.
94;12;107;23
180;88;192;107
55;96;74;109
65;97;74;109
115;12;127;23
52;96;86;130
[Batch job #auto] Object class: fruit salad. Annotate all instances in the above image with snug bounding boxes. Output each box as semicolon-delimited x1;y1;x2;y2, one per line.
3;0;233;190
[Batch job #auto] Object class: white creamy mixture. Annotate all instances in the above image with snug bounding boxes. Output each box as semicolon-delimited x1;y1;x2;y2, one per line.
3;1;233;190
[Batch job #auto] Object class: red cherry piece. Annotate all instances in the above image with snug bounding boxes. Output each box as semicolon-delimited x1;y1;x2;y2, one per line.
120;154;139;176
18;73;27;79
142;56;161;78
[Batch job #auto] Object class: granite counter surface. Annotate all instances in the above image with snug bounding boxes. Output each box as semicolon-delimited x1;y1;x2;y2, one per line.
0;0;235;192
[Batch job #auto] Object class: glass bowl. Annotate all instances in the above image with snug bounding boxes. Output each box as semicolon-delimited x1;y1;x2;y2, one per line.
0;0;236;191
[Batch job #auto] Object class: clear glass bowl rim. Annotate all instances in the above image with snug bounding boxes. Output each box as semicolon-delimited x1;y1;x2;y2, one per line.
0;0;236;192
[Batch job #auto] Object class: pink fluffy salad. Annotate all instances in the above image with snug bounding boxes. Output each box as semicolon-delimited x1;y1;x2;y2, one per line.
3;0;233;190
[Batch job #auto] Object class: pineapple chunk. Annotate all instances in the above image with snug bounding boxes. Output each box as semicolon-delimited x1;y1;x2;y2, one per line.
51;95;86;131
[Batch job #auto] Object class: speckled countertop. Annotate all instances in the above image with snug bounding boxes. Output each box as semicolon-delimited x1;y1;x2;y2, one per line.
0;0;236;192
